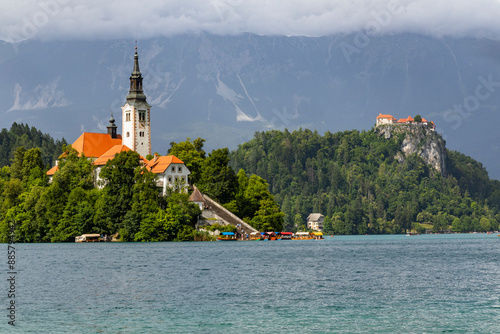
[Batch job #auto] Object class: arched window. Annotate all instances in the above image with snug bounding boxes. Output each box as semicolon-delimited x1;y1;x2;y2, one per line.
126;132;130;137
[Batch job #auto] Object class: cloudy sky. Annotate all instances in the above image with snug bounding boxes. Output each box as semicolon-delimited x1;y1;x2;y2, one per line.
2;0;500;43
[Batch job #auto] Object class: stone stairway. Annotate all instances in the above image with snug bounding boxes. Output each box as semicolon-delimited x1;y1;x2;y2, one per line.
202;194;258;236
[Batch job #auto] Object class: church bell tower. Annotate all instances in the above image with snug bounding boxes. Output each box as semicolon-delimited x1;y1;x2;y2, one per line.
121;46;151;158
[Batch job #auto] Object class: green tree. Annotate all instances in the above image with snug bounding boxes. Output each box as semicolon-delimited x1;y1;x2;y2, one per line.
94;150;141;234
432;213;450;233
5;146;45;189
168;137;206;184
52;187;98;242
479;217;491;232
250;198;284;232
1;179;23;213
451;217;464;232
198;148;236;204
54;145;94;191
121;168;162;241
135;193;200;241
10;147;26;181
18;186;48;242
224;170;275;221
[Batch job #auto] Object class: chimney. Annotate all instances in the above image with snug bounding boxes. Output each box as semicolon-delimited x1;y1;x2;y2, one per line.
154;153;158;162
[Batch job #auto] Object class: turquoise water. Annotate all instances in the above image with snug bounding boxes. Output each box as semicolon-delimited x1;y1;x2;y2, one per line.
3;234;500;333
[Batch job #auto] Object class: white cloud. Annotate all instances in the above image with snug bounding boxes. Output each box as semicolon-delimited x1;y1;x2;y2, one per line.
7;77;71;112
1;0;500;43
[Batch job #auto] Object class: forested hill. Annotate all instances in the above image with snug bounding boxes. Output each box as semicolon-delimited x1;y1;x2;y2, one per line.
0;123;67;168
230;128;500;234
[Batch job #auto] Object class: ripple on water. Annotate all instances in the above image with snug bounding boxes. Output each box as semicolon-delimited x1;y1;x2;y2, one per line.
6;234;500;333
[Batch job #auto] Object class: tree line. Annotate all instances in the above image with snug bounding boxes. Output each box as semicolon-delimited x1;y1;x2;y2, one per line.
0;125;284;242
229;128;500;234
0;122;67;169
4;122;497;239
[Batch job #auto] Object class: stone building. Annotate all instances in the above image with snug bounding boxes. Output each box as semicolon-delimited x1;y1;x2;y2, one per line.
307;213;324;231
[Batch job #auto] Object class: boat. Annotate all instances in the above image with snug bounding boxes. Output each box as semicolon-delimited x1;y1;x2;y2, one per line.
280;232;293;240
249;232;263;240
293;232;313;240
311;232;324;240
217;232;237;241
75;234;102;242
265;232;278;240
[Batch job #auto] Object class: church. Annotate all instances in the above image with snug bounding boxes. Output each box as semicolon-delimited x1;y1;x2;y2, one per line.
47;47;190;194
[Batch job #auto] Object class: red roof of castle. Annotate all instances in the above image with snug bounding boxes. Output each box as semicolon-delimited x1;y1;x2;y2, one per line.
377;114;434;126
397;116;414;123
377;114;396;120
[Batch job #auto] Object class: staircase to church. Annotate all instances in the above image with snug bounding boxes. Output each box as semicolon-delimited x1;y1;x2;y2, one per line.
202;194;258;236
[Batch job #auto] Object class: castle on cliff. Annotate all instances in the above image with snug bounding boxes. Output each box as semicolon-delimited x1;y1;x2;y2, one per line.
376;114;435;130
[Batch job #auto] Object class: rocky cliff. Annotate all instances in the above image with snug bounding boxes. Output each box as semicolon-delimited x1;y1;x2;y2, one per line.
376;124;447;176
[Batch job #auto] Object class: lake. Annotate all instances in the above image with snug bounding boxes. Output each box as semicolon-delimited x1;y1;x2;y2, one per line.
3;234;500;333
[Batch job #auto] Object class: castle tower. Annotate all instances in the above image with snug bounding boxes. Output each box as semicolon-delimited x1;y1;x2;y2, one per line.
121;47;151;158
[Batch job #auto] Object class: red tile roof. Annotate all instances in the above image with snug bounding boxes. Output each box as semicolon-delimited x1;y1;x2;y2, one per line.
71;133;123;158
46;165;58;176
397;116;414;123
377;113;396;120
93;145;146;166
377;114;434;126
145;155;184;174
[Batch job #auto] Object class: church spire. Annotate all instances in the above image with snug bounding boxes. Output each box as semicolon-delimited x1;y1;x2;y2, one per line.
132;46;141;76
121;45;152;158
126;46;147;103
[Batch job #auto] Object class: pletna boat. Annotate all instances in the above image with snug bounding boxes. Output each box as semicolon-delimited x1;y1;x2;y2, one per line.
217;232;237;241
249;232;263;240
311;232;324;240
293;232;313;240
265;232;278;240
75;234;102;242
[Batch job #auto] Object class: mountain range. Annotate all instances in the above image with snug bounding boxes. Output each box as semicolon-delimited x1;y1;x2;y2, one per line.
1;33;500;178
